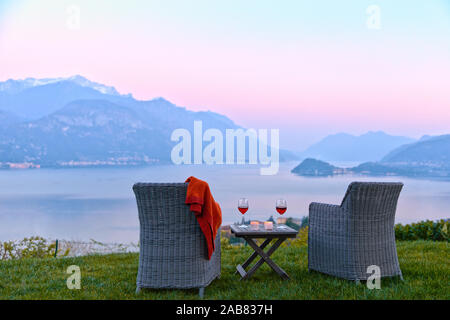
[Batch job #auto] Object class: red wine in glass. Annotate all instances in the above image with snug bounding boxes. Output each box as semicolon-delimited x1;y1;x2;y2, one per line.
238;198;249;214
238;207;248;214
276;207;287;214
237;198;249;226
276;199;287;215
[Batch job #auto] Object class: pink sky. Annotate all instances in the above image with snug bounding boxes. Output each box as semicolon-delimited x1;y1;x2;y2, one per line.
0;1;449;149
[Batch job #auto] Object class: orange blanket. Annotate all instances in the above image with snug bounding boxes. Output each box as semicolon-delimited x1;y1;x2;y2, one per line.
185;176;222;259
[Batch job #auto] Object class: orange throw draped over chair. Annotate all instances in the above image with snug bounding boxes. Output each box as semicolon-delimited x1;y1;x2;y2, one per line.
185;176;222;259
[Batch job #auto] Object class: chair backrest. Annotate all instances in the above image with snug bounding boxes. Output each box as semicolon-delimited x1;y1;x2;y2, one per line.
132;183;198;234
340;182;403;220
132;183;216;284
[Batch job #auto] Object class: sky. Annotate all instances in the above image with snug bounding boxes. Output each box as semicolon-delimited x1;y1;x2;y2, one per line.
0;0;449;150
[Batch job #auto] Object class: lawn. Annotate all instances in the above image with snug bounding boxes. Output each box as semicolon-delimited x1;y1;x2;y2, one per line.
0;240;448;300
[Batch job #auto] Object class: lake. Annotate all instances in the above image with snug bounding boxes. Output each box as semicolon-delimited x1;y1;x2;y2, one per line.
1;162;449;243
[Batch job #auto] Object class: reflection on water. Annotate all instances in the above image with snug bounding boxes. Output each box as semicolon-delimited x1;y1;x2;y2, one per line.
0;163;449;242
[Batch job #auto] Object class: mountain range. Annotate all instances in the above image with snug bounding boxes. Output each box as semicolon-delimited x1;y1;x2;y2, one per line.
382;134;450;164
0;77;126;120
299;131;416;162
1;75;447;170
292;134;450;178
0;75;296;167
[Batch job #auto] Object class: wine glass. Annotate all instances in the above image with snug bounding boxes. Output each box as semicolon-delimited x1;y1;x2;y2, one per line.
276;199;287;228
237;198;249;227
276;199;287;215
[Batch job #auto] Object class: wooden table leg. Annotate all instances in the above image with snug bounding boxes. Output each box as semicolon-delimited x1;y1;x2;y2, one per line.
240;237;290;280
235;238;272;275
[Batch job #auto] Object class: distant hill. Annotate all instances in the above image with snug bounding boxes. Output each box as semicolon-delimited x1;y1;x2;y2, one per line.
0;99;174;165
0;79;117;120
0;96;241;166
292;156;450;179
0;76;297;167
300;131;415;162
350;160;449;178
350;162;411;176
291;158;345;176
382;134;450;164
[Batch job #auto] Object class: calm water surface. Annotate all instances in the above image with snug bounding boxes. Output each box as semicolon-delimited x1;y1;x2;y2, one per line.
0;163;449;242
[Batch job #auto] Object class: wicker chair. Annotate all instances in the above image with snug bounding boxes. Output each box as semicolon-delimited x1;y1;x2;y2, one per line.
133;183;221;297
308;182;404;281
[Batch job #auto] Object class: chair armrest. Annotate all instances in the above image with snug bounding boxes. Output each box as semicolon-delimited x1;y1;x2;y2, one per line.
309;202;347;234
309;202;342;217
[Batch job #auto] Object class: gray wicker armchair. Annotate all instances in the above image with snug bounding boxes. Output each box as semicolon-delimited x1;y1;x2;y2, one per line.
308;182;404;281
133;183;221;296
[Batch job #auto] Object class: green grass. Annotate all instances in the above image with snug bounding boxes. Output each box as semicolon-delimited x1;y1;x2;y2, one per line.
0;240;448;300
